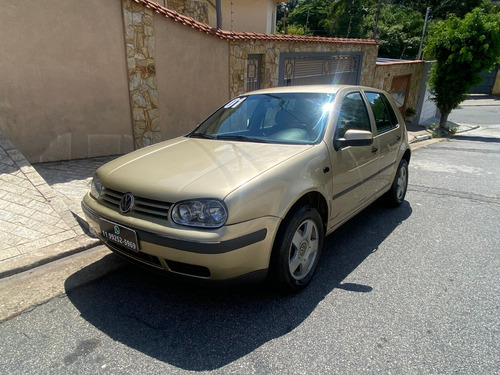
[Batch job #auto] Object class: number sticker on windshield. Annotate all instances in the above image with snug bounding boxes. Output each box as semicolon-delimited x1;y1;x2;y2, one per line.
224;97;247;109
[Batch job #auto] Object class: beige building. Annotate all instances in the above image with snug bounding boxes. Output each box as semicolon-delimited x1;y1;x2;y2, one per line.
166;0;282;33
0;0;423;163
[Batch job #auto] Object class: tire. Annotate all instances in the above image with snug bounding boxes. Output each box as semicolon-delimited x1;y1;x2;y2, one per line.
271;205;324;292
384;158;409;207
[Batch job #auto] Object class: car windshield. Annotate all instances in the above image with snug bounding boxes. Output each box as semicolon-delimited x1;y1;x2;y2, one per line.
189;93;335;144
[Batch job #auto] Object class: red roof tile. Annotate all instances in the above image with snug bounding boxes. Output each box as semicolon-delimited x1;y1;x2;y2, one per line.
134;0;377;45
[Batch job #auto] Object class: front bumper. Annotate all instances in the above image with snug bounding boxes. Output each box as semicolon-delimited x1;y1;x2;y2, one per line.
82;194;280;281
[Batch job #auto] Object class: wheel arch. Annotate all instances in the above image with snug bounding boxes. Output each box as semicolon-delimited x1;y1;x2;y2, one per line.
269;191;328;290
278;191;329;236
402;148;411;164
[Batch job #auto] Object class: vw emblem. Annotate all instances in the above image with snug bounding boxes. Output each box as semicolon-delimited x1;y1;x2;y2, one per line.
119;193;135;214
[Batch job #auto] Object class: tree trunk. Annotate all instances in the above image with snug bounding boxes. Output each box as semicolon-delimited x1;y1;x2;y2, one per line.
439;110;450;131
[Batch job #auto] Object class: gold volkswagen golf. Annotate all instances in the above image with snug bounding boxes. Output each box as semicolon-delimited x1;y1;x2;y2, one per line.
82;85;410;291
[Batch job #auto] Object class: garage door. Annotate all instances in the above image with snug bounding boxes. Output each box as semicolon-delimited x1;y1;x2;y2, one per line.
279;52;363;87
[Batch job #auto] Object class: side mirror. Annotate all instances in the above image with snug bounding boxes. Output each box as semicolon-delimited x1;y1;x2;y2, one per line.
334;129;373;151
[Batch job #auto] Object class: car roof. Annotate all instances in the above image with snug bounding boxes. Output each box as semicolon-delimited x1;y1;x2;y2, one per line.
244;85;381;96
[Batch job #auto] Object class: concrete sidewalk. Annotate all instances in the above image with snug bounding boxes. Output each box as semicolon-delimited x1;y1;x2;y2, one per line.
0;130;114;278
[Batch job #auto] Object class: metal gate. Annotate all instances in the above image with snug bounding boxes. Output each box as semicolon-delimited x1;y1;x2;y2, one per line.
278;52;363;87
471;66;499;94
247;54;262;91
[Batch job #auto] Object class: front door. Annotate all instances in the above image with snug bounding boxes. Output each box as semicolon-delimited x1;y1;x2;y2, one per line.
328;91;378;227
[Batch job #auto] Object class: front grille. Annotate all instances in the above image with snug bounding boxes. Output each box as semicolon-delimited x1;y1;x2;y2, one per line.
100;187;171;219
105;241;211;278
106;241;164;269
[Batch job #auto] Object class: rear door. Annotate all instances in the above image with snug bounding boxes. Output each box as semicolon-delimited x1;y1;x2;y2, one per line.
364;91;403;194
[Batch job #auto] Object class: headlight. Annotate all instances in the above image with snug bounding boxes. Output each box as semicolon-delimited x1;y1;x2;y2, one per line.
90;174;102;199
171;199;228;228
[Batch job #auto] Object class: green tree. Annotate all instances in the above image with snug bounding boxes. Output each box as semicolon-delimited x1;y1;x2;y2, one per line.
363;4;423;58
424;8;500;130
391;0;487;18
329;0;373;38
286;0;332;36
276;1;300;33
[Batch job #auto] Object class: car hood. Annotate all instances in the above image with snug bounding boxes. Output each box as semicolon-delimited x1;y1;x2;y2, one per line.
98;137;311;202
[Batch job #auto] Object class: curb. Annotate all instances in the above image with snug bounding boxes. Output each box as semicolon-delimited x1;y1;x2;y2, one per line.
0;235;100;279
408;124;480;147
415;134;432;142
0;246;126;323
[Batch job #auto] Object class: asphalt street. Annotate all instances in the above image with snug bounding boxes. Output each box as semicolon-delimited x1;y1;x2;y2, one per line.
0;127;499;374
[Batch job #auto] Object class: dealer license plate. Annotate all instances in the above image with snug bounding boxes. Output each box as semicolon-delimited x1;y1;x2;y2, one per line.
99;218;140;252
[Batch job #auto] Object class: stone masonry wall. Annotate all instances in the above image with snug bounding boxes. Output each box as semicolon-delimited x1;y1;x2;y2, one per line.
229;41;379;97
166;0;209;23
373;61;424;113
122;0;161;148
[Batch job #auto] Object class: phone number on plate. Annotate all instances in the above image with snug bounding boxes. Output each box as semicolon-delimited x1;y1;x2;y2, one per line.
102;231;137;250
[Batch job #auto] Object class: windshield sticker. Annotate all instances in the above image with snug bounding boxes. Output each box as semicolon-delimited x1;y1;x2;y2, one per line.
224;97;247;109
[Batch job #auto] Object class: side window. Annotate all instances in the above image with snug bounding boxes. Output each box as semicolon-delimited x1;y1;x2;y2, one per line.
365;92;399;134
381;94;399;126
336;92;371;138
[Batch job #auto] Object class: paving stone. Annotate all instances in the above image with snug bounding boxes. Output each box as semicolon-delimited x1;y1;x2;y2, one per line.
26;200;57;215
0;219;19;234
0;182;27;195
72;226;85;236
30;211;61;226
54;218;72;230
0;162;16;172
4;202;37;218
11;226;43;241
17;237;54;255
0;247;21;261
35;223;66;236
0;210;15;221
0;130;114;264
2;191;33;207
0;172;26;185
46;230;77;245
23;171;47;187
0;200;11;210
0;136;16;151
0;233;24;248
5;213;32;227
6;149;25;162
35;184;59;199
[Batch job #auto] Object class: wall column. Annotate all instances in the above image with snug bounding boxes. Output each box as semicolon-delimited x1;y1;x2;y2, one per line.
122;0;160;148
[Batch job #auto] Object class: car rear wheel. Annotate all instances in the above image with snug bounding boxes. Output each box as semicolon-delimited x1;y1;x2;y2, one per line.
271;205;324;292
384;158;408;207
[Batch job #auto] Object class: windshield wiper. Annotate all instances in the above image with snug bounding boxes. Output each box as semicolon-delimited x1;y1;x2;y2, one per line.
188;132;216;139
215;135;270;143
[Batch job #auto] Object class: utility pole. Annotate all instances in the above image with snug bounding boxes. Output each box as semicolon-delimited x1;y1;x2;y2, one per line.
417;7;431;60
216;0;222;29
373;0;381;39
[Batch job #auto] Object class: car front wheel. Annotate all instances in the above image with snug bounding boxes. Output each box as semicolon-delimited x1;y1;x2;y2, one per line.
271;205;324;292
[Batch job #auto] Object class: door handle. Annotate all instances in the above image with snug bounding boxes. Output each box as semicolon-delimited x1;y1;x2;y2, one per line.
397;135;401;141
371;147;378;154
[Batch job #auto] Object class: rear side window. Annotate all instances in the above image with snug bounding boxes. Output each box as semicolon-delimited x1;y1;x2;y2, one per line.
365;92;399;134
